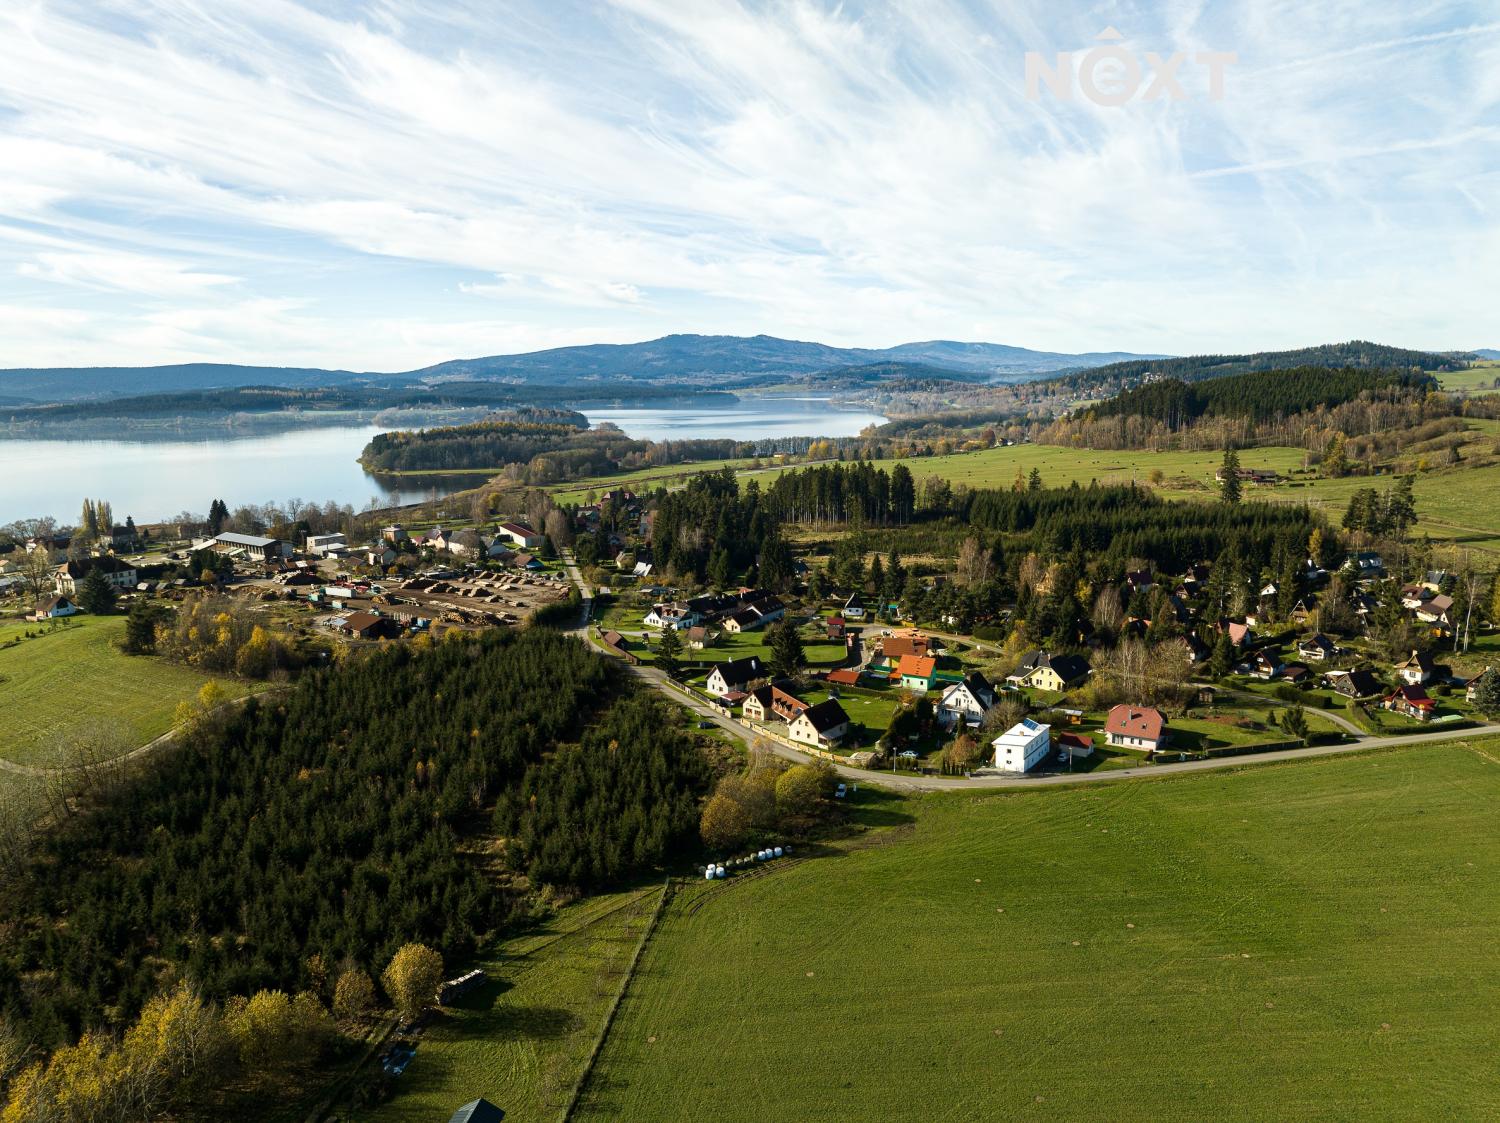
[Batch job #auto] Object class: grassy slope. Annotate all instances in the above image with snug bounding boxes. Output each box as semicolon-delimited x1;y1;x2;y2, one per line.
1437;360;1500;393
359;886;662;1122
581;740;1500;1121
0;616;252;769
751;441;1500;556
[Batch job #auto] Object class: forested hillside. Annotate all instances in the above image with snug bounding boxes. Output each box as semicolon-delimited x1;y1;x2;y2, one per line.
0;630;710;1051
1088;366;1432;427
1060;341;1466;387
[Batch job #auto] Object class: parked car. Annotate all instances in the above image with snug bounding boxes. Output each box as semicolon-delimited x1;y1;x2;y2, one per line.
835;783;847;799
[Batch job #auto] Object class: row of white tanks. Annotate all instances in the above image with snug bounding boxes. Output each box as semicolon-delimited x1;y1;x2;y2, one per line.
703;845;789;879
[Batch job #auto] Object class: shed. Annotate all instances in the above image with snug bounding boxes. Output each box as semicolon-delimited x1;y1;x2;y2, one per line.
448;1099;505;1123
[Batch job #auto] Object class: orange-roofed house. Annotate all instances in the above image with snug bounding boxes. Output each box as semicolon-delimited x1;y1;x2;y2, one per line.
898;654;938;692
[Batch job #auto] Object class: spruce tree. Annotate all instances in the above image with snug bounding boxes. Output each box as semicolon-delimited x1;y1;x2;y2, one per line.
77;566;117;614
768;620;806;681
1219;448;1242;504
655;624;683;680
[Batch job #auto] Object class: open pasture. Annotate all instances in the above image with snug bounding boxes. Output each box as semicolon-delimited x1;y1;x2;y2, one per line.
579;740;1500;1121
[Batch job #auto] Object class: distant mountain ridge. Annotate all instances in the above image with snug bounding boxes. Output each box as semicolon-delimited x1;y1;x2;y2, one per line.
1053;341;1471;391
1475;348;1500;361
0;334;1169;403
412;334;1167;384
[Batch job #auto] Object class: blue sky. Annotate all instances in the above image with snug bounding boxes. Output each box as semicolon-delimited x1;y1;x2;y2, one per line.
0;0;1496;369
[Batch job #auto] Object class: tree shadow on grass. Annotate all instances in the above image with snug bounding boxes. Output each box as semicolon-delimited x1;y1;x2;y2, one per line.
431;1000;584;1042
845;786;916;829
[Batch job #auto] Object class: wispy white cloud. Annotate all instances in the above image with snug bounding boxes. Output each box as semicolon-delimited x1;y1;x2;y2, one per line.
18;251;239;296
0;0;1494;370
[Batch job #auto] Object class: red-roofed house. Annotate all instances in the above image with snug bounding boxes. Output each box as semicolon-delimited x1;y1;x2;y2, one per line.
1104;705;1169;751
1383;684;1436;722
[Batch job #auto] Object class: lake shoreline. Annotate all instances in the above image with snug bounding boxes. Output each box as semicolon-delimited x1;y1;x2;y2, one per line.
1;398;887;523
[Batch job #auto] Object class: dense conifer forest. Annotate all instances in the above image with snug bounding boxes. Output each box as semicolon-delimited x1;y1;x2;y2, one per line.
958;484;1322;575
1088;366;1431;427
361;418;752;478
1058;341;1464;388
0;630;709;1050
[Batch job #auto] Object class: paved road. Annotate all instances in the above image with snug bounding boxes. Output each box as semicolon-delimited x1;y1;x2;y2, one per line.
560;550;593;632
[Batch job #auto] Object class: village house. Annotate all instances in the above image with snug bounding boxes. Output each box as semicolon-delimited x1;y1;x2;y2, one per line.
364;545;399;568
645;603;701;630
706;656;765;697
787;698;850;748
1395;650;1435;686
102;522;140;553
446;529;488;559
1236;650;1284;680
1055;730;1095;761
826;616;846;639
897;654;938;692
1415;594;1455;631
1180;634;1210;665
496;521;544;549
991;718;1051;773
685;625;718;650
722;595;785;633
1297;634;1338;662
1217;619;1255;647
54;555;138;596
1104;705;1169;752
1290;596;1318;625
423;528;456;552
1006;650;1091;692
25;534;70;554
1465;667;1496;704
1280;663;1312;686
742;683;808;724
937;672;996;730
842;592;866;620
381;524;408;544
1345;551;1385;578
875;633;933;663
1383;684;1436;722
1323;668;1383;700
29;595;78;620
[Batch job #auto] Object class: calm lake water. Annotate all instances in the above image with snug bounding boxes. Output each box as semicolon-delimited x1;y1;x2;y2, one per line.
0;398;885;523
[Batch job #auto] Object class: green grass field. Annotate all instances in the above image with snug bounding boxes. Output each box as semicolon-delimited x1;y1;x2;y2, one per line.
744;442;1310;494
1438;361;1500;393
578;739;1500;1121
0;616;253;770
359;886;663;1122
551;455;769;505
